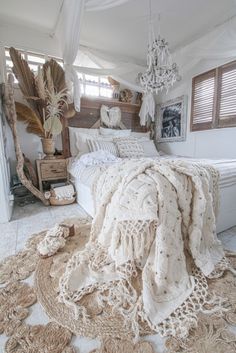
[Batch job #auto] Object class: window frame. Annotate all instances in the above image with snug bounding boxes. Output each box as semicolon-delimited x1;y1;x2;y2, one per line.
78;73;113;99
4;47;113;100
191;60;236;131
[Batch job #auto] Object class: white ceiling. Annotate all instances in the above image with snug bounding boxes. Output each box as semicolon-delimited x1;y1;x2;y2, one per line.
0;0;235;62
0;0;63;32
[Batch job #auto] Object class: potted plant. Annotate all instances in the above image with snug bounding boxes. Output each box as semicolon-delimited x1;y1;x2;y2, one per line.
9;48;75;159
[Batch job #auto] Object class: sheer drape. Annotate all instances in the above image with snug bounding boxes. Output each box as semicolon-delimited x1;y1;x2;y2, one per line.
57;1;236;122
174;17;236;78
59;0;135;111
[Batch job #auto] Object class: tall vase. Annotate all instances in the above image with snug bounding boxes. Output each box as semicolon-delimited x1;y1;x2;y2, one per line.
41;138;55;159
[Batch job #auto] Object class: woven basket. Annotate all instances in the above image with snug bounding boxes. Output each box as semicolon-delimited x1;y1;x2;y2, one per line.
49;196;75;206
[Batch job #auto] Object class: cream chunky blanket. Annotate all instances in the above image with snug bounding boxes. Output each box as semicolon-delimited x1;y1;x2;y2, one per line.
59;159;228;339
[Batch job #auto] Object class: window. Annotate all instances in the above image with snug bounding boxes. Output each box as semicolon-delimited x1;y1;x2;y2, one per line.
5;47;113;99
4;48;63;83
78;73;113;99
191;60;236;131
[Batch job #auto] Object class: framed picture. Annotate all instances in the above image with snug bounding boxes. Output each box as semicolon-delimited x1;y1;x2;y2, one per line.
156;95;187;142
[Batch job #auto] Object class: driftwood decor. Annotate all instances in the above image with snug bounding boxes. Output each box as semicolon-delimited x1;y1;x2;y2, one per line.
3;74;50;206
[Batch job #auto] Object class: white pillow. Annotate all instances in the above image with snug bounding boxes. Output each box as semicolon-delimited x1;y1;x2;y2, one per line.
99;127;131;138
87;139;119;156
114;137;145;158
80;150;119;166
130;131;151;140
140;140;159;157
75;132;96;156
69;127;99;156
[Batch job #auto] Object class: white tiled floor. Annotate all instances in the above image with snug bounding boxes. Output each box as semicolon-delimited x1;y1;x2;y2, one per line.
0;201;236;352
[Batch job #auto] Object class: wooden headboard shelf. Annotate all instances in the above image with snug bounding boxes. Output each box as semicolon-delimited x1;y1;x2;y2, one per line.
62;97;146;157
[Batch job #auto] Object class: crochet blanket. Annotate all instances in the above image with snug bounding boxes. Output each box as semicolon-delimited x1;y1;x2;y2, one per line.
59;159;226;339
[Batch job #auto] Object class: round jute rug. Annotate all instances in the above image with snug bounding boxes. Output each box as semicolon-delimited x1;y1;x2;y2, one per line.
1;218;236;353
35;218;152;340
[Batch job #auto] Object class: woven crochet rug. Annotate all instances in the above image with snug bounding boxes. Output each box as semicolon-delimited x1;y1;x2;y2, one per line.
1;218;236;353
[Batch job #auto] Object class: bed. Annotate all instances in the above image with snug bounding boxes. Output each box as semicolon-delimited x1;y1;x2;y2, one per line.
62;97;236;233
72;158;236;233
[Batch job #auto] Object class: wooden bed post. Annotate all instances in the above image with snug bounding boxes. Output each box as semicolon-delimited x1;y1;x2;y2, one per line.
61;116;70;158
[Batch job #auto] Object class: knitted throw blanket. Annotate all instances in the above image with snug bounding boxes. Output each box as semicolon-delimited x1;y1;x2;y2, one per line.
59;159;226;339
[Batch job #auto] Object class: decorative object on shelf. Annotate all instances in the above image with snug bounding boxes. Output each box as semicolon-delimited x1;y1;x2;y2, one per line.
119;88;133;103
41;138;55;159
135;92;143;106
100;104;121;128
9;47;75;159
140;0;180;94
156;95;187;143
108;77;120;100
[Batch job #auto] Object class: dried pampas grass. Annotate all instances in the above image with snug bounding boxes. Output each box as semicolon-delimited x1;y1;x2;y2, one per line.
9;48;75;139
15;102;45;137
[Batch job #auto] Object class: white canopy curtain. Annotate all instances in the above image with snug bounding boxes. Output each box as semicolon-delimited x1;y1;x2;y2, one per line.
172;16;236;80
57;0;155;126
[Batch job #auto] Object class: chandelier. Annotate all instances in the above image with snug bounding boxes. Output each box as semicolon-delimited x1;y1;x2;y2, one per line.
140;1;180;94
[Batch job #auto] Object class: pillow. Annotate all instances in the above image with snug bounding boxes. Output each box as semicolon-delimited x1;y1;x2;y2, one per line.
140;140;159;157
75;132;97;156
114;137;145;158
87;139;119;156
130;131;151;140
99;127;131;138
69;127;99;156
80;150;119;166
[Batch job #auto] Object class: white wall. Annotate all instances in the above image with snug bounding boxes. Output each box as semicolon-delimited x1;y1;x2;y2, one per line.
157;59;236;160
0;83;13;222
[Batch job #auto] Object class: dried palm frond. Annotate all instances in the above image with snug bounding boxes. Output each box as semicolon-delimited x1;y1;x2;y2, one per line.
43;59;66;93
9;48;40;115
36;67;46;101
46;67;54;94
43;116;63;136
15;101;44;137
46;88;67;118
63;103;76;119
108;76;120;87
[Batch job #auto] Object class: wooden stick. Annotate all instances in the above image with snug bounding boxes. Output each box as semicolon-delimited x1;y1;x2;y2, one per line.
3;74;50;206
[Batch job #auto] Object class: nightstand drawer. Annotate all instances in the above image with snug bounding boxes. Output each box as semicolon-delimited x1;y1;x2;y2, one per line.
40;161;67;179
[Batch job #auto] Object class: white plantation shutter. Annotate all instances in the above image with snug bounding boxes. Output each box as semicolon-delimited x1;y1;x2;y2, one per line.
191;60;236;131
191;70;216;131
218;62;236;127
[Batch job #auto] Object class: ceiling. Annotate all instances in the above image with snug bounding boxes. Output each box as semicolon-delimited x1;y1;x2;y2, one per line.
0;0;235;62
0;0;63;32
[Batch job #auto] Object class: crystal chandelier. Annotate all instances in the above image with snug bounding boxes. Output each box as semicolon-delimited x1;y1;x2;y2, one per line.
140;1;180;94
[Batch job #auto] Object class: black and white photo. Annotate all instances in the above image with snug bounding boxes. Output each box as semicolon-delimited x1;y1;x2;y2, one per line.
156;96;187;142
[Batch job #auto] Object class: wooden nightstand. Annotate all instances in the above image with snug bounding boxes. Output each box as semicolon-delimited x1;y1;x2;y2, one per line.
36;158;68;193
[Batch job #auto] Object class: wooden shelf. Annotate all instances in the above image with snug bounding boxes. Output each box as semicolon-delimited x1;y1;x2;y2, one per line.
80;97;141;114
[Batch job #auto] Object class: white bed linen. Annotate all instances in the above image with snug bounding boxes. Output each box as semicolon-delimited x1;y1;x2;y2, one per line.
69;153;236;232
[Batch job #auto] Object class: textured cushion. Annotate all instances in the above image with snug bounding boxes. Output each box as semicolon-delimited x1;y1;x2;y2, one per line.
114;137;145;158
87;139;119;156
69;127;99;156
130;131;151;140
75;132;97;156
140;140;159;157
99;127;131;138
